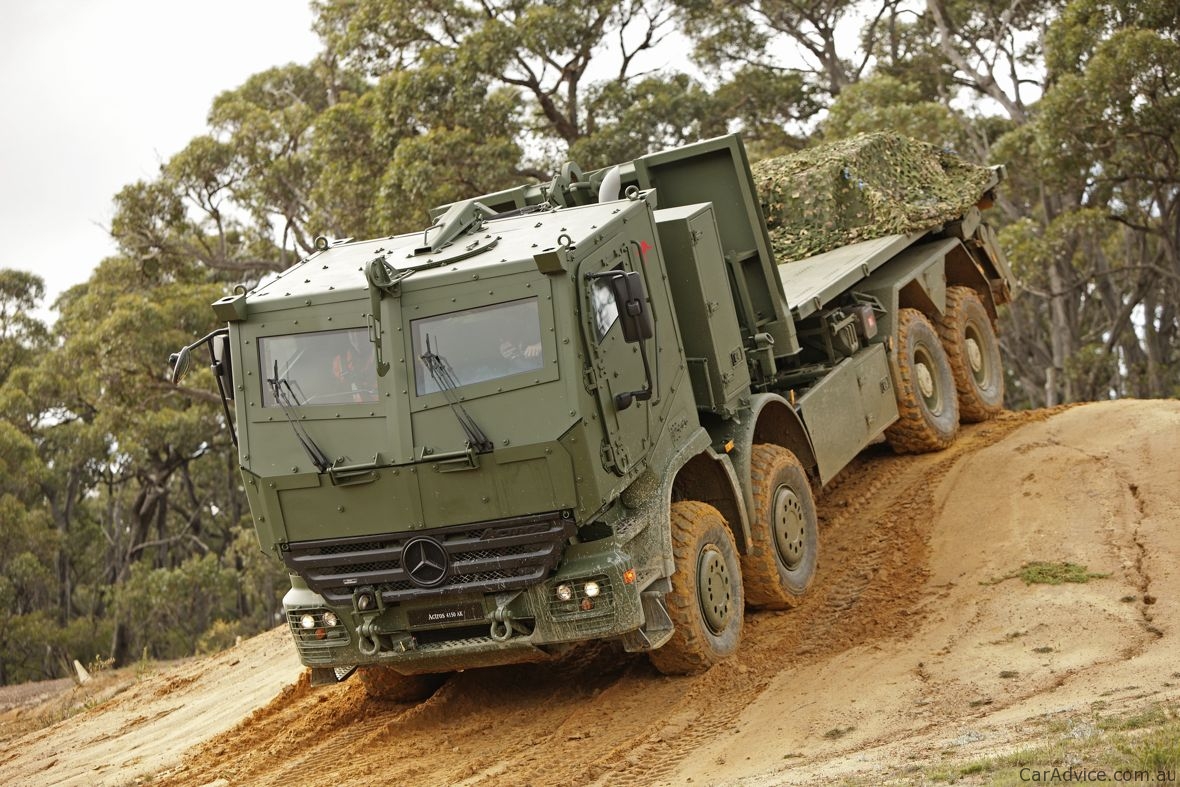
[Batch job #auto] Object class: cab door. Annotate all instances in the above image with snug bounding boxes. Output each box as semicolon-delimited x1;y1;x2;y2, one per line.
578;241;654;476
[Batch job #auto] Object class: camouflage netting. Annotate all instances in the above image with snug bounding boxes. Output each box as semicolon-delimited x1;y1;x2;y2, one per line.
752;132;996;262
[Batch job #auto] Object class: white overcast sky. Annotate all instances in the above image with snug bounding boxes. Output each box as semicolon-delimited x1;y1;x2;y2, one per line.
0;0;321;315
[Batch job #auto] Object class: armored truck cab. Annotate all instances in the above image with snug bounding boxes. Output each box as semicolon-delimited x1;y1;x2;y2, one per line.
173;133;1014;689
205;181;725;677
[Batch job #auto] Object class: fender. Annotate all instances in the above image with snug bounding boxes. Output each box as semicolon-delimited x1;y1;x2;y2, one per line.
944;235;1003;320
671;447;752;552
858;237;957;338
704;393;818;534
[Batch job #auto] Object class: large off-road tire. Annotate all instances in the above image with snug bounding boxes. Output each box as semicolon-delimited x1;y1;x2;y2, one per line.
357;665;445;702
648;501;744;676
741;444;818;609
937;286;1004;422
885;308;959;454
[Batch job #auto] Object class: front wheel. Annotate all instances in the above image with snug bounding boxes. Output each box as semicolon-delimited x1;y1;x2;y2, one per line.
648;501;744;676
742;444;818;609
885;308;959;454
937;286;1004;422
357;666;445;702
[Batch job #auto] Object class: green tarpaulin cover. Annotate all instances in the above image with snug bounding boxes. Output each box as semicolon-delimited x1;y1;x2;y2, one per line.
752;132;996;262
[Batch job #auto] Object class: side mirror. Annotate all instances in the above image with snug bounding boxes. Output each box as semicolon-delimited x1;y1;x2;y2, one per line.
168;327;238;447
609;270;653;343
170;345;194;385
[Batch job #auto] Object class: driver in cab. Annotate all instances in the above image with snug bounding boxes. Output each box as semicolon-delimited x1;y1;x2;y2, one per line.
332;331;378;403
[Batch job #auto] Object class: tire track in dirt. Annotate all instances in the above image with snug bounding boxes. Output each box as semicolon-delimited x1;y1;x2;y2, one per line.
155;411;1049;787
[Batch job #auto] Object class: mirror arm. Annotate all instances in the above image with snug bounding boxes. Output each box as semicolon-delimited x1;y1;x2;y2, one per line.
170;327;237;446
206;337;238;448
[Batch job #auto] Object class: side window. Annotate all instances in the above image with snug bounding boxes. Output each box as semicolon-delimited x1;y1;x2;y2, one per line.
591;276;619;341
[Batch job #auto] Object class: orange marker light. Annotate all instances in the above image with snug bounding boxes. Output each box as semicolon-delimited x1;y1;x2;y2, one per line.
623;568;637;585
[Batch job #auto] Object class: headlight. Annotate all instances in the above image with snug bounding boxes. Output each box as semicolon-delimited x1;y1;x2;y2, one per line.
583;581;601;598
299;613;316;629
555;583;573;602
322;611;339;627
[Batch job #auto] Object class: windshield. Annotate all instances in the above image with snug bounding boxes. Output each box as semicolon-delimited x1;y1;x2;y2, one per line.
411;297;544;396
259;328;379;407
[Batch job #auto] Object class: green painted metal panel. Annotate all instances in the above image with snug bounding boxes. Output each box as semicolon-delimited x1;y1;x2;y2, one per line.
629;135;801;358
654;203;750;416
795;343;898;485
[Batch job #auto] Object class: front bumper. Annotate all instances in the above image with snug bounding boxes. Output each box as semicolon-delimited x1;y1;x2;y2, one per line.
282;541;642;674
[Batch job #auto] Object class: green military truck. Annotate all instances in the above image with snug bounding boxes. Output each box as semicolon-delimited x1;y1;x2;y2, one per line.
172;132;1013;696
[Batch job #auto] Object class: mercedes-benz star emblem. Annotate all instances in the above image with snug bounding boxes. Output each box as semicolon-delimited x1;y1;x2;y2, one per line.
402;537;449;588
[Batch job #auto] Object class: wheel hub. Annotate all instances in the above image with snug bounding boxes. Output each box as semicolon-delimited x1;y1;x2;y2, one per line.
772;485;806;570
697;545;733;635
916;361;935;399
966;336;984;374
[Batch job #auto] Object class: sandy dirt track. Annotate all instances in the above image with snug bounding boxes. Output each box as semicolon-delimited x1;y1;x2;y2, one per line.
0;400;1177;786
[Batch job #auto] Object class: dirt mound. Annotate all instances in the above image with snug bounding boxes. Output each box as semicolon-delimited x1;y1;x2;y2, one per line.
1;400;1177;787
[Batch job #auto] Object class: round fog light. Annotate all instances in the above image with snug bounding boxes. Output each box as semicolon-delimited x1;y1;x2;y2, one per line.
299;613;316;629
583;581;601;598
322;611;339;627
555;583;573;602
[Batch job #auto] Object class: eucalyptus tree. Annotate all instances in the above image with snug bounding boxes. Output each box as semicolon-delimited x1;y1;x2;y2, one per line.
995;0;1180;404
314;0;684;149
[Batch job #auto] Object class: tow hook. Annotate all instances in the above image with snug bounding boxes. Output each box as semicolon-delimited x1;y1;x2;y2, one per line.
356;617;416;654
357;617;381;655
358;631;381;656
489;608;514;642
489;592;527;642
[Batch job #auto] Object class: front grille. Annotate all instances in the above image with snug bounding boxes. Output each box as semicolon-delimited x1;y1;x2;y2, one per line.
283;512;575;604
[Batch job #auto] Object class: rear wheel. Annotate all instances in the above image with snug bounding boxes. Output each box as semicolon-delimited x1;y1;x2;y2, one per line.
937;286;1004;422
885;308;959;454
648;501;744;675
357;666;445;702
742;444;818;609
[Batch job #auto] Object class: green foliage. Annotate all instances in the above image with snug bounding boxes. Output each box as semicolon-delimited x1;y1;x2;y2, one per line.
114;554;240;659
992;1;1180;405
984;561;1110;586
0;270;51;385
713;66;817;158
314;0;686;152
1119;726;1180;775
197;619;244;655
570;74;727;167
821;75;969;153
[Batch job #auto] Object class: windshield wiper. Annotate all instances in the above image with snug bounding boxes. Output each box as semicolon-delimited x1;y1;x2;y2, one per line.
419;335;494;453
267;361;332;473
